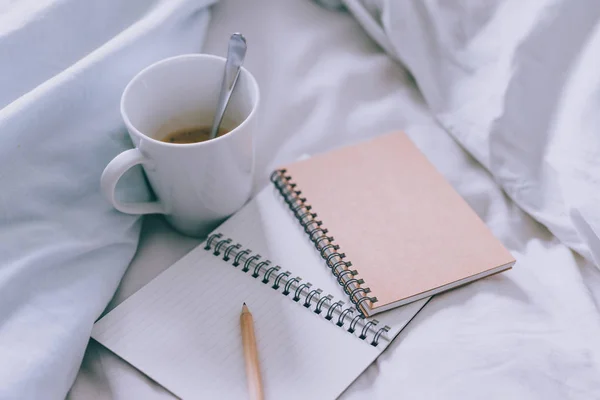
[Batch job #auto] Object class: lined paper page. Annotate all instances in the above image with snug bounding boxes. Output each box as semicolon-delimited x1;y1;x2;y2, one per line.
92;244;379;399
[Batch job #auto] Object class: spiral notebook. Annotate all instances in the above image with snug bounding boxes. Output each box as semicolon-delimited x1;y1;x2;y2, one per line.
92;183;428;399
92;131;513;398
271;132;515;316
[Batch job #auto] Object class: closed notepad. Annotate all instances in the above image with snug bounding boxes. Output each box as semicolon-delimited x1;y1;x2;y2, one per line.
271;132;515;316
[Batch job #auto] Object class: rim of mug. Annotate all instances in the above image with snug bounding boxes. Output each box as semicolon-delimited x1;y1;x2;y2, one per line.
120;53;260;148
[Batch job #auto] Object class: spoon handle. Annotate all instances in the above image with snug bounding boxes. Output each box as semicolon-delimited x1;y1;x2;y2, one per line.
210;33;247;140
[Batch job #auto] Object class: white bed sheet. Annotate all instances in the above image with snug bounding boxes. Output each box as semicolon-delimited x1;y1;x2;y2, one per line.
0;1;214;398
70;0;600;398
368;0;600;273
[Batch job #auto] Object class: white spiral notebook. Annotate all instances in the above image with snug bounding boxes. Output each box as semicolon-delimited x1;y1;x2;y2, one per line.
92;184;428;399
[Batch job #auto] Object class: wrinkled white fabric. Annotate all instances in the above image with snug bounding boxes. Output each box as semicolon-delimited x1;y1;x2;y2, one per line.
360;0;600;270
0;1;215;398
69;0;600;399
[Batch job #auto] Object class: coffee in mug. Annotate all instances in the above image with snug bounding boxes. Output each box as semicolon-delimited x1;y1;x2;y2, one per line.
160;125;229;144
101;54;259;237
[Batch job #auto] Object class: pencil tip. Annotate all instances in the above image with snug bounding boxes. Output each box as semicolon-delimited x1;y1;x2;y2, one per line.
243;302;246;305
242;303;249;312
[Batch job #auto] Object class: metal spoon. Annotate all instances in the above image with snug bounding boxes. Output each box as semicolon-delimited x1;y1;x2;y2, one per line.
209;33;247;140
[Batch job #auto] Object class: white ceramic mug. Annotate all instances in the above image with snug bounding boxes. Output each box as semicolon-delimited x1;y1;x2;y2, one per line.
101;54;260;237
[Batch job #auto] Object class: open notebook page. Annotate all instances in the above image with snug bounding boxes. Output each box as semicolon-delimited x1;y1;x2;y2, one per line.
213;184;429;341
92;184;428;399
92;246;380;399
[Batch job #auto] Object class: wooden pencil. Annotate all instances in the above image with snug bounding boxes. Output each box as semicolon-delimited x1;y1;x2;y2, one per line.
240;303;264;400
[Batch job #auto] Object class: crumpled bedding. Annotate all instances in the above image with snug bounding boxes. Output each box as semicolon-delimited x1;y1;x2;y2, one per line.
2;0;600;399
352;0;600;270
71;0;600;399
0;1;215;398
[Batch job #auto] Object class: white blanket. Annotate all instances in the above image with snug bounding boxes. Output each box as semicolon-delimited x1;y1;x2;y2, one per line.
0;1;214;398
2;0;600;398
351;0;600;269
70;0;600;399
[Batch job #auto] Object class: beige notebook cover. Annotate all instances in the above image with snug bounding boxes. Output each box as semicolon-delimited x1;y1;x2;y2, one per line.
271;131;515;316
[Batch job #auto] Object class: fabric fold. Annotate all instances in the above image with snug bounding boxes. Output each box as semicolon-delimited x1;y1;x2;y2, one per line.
0;1;216;398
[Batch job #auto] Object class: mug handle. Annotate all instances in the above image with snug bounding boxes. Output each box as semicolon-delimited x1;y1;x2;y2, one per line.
101;148;166;215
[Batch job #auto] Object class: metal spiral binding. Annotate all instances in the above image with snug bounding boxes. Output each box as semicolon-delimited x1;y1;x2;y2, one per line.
270;169;378;315
205;232;391;347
